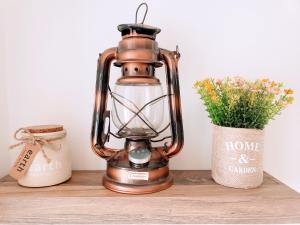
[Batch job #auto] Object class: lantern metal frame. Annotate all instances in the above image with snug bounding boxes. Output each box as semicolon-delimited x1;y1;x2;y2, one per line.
91;3;184;194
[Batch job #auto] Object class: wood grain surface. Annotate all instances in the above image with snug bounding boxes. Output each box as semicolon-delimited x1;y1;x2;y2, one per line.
0;170;300;224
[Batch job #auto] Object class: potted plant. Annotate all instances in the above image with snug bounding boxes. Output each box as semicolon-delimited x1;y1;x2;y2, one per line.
194;77;294;188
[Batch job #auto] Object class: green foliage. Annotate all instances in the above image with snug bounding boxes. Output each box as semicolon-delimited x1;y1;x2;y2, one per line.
194;77;294;129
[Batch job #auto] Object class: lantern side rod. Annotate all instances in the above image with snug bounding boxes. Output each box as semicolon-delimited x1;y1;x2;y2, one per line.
159;48;184;158
91;47;120;159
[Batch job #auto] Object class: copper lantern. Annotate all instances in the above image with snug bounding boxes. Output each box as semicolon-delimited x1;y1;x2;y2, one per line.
91;3;184;194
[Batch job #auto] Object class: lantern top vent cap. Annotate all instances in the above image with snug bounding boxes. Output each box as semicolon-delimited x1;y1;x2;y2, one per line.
118;23;161;37
118;3;161;38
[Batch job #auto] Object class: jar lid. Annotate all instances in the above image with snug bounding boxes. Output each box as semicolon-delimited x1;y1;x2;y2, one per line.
24;125;64;133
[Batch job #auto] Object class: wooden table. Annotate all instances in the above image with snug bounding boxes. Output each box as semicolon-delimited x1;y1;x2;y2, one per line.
1;170;300;224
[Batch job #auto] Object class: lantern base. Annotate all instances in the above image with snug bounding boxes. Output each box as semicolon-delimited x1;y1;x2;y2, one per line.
103;173;173;194
103;151;172;194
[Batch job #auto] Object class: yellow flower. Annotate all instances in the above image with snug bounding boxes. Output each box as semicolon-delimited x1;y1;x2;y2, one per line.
228;94;240;108
261;78;269;83
270;81;277;87
284;89;294;95
211;94;219;103
193;81;202;88
202;79;213;92
287;96;294;104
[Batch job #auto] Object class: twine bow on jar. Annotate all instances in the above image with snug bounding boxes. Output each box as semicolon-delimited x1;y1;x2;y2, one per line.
9;128;66;163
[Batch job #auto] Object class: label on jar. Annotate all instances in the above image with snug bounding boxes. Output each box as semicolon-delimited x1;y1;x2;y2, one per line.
9;143;40;180
127;171;149;181
27;160;62;175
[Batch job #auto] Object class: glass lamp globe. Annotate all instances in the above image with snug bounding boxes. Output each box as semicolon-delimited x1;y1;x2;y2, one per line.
111;83;164;138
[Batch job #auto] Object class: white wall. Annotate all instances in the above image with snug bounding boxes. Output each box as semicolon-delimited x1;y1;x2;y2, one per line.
0;2;9;177
1;0;300;192
0;79;9;178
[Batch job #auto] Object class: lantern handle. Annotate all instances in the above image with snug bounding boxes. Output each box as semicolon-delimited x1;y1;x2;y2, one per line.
135;2;148;24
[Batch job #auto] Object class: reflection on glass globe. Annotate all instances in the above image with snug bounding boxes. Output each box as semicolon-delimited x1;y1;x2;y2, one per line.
111;83;164;138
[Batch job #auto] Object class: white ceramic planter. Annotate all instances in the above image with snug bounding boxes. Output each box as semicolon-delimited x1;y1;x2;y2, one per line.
16;127;72;187
212;125;264;189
